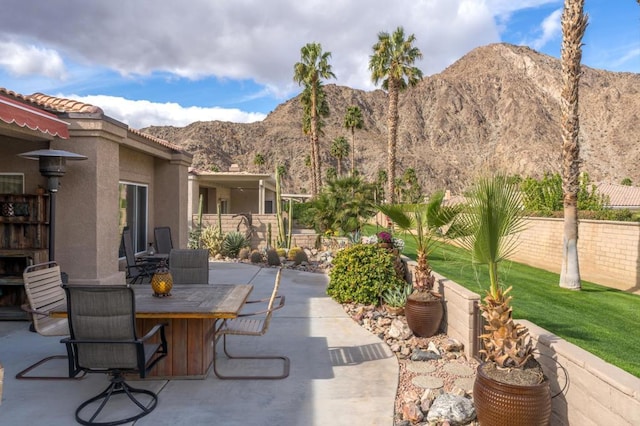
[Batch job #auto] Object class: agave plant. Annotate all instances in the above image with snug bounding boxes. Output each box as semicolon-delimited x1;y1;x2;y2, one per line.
221;231;250;258
377;190;460;300
454;175;532;368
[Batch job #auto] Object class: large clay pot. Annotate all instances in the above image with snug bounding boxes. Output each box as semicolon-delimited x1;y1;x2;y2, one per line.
404;295;443;337
474;363;551;426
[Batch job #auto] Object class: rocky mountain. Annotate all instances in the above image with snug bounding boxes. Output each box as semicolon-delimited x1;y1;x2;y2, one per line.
143;43;640;194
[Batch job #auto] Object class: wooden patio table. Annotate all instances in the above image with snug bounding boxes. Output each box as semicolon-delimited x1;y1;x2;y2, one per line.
53;284;253;379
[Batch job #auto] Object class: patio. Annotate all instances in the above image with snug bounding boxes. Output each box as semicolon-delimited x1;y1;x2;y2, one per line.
0;263;398;425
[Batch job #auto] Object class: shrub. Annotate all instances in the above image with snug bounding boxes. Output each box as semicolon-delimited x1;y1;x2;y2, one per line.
327;244;406;305
265;248;281;266
249;250;263;264
221;231;250;258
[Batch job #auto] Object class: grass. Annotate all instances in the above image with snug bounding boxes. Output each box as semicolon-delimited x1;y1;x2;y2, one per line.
364;224;640;378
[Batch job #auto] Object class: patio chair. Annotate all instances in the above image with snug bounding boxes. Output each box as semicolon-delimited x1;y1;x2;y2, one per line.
213;267;289;379
154;226;173;255
15;261;86;380
169;248;209;284
62;284;167;426
122;228;156;284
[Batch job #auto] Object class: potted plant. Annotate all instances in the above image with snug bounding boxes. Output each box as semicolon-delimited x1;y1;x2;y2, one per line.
377;191;459;337
381;282;412;315
454;175;551;425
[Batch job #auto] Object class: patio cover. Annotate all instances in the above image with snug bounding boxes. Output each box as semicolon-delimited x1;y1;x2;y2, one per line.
0;96;69;139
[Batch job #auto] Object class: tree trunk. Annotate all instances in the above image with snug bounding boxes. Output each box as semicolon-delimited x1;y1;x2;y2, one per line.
351;127;356;177
309;134;317;196
559;0;587;290
387;79;399;204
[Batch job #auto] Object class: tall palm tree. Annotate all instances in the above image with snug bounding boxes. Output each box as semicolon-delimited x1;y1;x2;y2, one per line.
559;0;588;290
369;26;423;204
253;153;265;172
330;136;349;176
294;42;336;197
301;81;329;194
343;106;364;176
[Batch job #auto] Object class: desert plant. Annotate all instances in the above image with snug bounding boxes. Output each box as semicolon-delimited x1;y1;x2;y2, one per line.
292;249;308;265
287;246;303;261
377;191;459;301
265;248;281;266
327;244;405;305
249;250;263;264
221;231;250;258
238;247;251;260
199;225;224;257
382;282;412;308
276;248;286;258
455;175;532;368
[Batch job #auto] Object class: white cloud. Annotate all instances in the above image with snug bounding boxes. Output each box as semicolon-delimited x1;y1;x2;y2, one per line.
0;40;66;79
68;95;266;129
530;8;563;50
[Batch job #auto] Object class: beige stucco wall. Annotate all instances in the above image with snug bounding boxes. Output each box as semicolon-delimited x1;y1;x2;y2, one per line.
511;218;640;292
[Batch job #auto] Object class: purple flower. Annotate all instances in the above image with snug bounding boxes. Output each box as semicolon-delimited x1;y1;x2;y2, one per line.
377;231;392;243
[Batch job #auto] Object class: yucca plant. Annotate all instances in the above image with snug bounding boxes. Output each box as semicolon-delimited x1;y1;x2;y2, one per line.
377;190;460;301
454;175;532;368
221;231;250;258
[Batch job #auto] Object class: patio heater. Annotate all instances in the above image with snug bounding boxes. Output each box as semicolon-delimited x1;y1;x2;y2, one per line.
18;149;88;261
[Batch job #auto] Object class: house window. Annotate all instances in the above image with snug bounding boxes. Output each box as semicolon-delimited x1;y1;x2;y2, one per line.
264;200;273;214
0;174;24;194
118;182;148;256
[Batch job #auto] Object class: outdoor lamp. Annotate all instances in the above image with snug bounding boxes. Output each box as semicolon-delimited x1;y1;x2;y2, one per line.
18;149;88;261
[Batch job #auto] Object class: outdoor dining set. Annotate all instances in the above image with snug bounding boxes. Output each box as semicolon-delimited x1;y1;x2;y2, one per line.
13;227;289;425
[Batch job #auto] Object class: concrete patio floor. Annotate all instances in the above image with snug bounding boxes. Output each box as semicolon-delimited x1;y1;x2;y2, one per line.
0;262;398;425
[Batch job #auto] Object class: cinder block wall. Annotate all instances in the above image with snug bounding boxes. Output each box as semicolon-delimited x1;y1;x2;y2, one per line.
512;218;640;292
197;214;279;250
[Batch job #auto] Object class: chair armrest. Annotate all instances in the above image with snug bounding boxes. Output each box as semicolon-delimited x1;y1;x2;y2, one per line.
61;337;138;345
20;304;49;317
139;323;167;342
238;295;285;317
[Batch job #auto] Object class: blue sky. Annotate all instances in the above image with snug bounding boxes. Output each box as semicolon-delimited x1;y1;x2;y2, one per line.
1;0;638;129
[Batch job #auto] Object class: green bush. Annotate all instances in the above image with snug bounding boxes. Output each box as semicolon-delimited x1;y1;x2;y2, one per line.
327;244;406;305
221;231;250;258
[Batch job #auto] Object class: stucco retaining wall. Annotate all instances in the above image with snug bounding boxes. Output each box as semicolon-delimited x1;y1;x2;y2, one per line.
404;259;640;425
512;218;640;292
197;214;280;250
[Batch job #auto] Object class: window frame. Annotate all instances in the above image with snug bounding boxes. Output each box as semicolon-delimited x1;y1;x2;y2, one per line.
118;181;149;257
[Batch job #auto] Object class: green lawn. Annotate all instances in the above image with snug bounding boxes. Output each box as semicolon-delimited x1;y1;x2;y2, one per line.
364;225;640;378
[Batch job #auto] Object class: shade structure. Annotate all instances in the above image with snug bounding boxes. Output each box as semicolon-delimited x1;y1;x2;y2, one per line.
0;96;69;139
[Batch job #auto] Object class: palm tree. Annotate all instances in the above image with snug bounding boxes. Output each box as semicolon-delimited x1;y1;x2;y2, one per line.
559;0;588;290
253;153;265;172
294;42;336;197
330;136;349;176
455;175;531;368
343;106;364;176
369;26;423;204
377;191;459;300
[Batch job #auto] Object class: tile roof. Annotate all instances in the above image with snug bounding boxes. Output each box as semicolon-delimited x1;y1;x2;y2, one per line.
0;87;182;153
596;182;640;208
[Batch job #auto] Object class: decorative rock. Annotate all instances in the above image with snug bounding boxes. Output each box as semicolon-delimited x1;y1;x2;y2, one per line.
427;341;441;355
426;394;476;425
402;403;424;422
443;338;464;352
406;362;437;374
411;375;444;389
389;343;401;353
388;319;412;340
411;349;441;361
400;346;412;357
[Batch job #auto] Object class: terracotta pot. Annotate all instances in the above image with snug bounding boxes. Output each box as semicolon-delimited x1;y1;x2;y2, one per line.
474;363;551;426
404;295;443;337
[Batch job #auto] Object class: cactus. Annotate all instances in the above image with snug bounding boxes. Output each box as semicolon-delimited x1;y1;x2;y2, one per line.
267;223;272;249
238;247;251;260
266;248;281;266
293;249;308;265
249;250;263;264
275;165;286;248
276;248;286;258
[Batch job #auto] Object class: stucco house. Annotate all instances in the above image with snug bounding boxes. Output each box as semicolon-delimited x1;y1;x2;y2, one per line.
0;88;192;303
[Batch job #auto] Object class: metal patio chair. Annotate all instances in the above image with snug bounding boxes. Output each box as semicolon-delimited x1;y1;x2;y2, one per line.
62;284;167;425
121;228;155;284
153;226;173;255
213;267;289;379
169;248;209;284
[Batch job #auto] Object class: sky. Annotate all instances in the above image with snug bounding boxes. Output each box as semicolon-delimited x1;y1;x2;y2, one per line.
1;0;638;129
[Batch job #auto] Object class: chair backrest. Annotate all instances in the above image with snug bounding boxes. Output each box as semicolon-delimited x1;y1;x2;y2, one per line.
263;267;283;333
121;228;137;267
154;227;173;255
64;285;139;370
22;261;68;336
169;249;209;284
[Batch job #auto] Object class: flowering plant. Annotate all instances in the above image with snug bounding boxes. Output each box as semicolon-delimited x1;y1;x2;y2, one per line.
392;237;405;252
377;231;393;244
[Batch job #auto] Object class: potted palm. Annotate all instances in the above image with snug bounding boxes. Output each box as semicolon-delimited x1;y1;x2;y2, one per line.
454;175;551;425
377;190;459;337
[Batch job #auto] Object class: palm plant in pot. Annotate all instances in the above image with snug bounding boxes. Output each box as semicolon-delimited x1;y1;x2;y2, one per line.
454;175;551;426
377;190;459;337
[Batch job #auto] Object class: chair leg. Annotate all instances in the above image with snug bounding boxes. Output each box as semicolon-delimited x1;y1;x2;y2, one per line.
75;373;157;426
15;355;87;380
212;334;290;380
